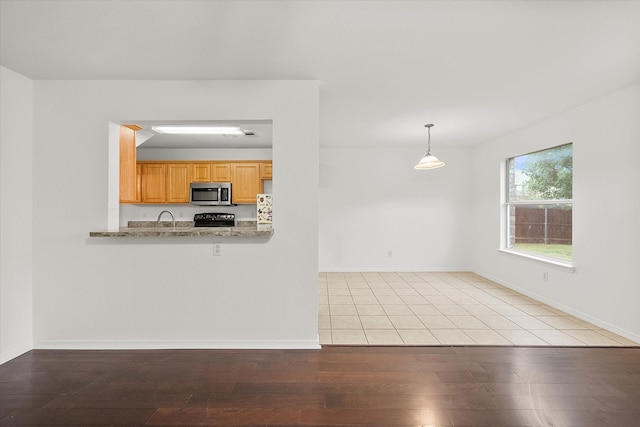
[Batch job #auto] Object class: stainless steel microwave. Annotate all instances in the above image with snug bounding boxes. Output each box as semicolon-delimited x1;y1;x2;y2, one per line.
189;182;232;206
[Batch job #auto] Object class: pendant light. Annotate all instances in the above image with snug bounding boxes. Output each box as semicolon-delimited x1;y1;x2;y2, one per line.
414;123;445;170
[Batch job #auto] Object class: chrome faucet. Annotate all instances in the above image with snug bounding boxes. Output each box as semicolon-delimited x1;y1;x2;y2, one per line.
157;210;176;231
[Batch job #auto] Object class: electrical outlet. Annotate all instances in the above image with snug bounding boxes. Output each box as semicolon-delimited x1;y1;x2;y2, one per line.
543;271;548;281
213;243;222;256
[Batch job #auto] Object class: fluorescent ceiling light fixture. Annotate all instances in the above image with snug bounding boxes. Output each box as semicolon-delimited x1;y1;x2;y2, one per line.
152;125;245;135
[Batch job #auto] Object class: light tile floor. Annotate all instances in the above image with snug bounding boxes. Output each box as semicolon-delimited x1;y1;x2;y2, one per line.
318;271;638;346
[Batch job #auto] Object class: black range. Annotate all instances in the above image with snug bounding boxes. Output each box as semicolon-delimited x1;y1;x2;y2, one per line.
193;213;235;227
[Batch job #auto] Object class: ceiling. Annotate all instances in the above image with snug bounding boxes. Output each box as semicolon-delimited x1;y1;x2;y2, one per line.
134;120;273;150
1;0;639;148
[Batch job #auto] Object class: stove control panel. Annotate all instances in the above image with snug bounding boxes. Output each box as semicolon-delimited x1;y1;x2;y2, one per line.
193;213;235;227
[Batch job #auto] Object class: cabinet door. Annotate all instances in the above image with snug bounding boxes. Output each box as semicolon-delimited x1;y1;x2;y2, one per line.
212;163;231;182
260;162;272;180
135;163;142;203
191;163;211;182
231;163;260;204
166;163;191;203
141;163;166;203
119;126;137;203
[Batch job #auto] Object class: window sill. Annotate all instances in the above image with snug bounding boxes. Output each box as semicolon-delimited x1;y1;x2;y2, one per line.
497;248;576;273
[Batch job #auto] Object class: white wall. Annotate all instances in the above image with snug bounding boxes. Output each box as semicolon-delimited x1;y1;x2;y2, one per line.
0;67;34;363
319;146;472;271
471;84;640;342
4;71;637;357
136;148;272;161
32;80;319;349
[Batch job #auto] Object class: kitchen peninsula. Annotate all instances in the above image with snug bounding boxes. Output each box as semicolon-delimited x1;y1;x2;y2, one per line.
89;220;273;238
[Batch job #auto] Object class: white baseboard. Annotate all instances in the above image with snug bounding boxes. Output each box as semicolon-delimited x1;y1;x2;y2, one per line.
472;269;640;345
319;268;470;273
34;339;321;350
0;345;32;365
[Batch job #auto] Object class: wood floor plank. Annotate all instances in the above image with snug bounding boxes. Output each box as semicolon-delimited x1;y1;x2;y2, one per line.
146;407;302;425
1;347;639;426
2;407;156;425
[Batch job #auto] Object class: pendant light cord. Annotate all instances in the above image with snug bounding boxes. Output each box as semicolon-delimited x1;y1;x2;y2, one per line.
425;124;434;155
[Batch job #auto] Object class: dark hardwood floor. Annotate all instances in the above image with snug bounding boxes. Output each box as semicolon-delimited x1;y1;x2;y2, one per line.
1;346;639;426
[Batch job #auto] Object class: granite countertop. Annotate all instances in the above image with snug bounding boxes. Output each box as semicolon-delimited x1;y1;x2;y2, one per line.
89;220;273;238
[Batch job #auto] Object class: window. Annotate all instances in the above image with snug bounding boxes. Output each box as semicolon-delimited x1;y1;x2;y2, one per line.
505;143;573;263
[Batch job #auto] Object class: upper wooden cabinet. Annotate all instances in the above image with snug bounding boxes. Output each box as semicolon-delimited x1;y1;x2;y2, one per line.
191;163;212;182
119;126;138;203
126;160;272;204
140;162;190;204
260;162;272;180
231;163;260;204
212;163;231;182
166;163;191;203
135;163;142;203
140;163;166;203
191;162;232;183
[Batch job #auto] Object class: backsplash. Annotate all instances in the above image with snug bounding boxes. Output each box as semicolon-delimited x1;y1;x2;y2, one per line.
119;204;257;227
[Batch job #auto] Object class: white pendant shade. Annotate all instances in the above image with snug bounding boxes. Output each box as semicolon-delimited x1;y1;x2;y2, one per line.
414;154;445;170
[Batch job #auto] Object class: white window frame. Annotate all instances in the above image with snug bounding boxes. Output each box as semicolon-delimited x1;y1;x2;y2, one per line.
500;144;575;271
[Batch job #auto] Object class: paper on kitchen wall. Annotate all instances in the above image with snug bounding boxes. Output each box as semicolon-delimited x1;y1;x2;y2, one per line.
257;194;272;224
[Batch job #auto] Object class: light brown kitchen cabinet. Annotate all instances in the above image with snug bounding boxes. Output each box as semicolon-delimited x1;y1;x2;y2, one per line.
140;163;166;203
134;163;142;203
191;162;231;182
231;163;260;204
130;160;271;204
212;163;231;182
166;163;191;203
119;125;138;203
191;163;212;182
260;162;272;180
